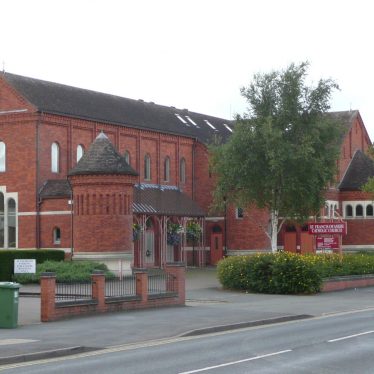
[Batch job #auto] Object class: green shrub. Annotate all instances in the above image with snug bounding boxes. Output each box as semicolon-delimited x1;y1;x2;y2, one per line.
12;260;116;283
218;252;322;294
0;250;65;281
217;255;252;290
270;253;322;294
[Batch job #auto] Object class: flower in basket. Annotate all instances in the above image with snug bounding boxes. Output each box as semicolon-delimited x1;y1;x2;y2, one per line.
133;223;141;241
167;223;183;245
186;221;202;244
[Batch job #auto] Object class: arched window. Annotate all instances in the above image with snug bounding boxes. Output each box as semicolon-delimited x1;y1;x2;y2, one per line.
345;205;353;217
367;205;373;217
124;151;130;165
7;199;16;248
0;192;4;247
77;144;84;162
0;142;6;172
180;158;186;183
51;142;60;173
356;205;363;217
144;154;151;180
53;227;61;245
164;156;170;182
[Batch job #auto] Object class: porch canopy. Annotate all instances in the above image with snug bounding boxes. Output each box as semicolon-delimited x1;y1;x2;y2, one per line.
133;184;206;268
133;183;205;217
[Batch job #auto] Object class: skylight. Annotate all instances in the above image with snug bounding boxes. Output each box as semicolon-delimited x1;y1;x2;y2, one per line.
175;113;189;125
185;116;199;127
204;120;216;130
224;124;233;132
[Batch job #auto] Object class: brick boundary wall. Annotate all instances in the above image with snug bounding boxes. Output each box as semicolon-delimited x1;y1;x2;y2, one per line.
322;274;374;292
40;264;185;322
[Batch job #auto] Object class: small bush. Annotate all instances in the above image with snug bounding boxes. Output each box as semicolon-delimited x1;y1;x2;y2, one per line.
12;260;116;283
0;250;65;281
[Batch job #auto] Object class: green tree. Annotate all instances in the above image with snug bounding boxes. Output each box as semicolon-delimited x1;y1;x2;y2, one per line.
210;62;342;252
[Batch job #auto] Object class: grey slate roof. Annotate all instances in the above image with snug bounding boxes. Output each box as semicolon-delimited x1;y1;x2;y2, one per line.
39;179;71;199
3;72;233;144
133;184;205;217
68;132;138;176
39;180;204;217
339;150;374;191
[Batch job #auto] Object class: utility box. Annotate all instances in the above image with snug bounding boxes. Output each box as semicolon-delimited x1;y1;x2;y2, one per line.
0;282;20;328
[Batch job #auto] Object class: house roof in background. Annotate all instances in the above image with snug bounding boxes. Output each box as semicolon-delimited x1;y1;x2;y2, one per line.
3;72;233;144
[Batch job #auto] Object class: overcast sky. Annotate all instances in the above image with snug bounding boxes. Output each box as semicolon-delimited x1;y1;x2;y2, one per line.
2;0;373;138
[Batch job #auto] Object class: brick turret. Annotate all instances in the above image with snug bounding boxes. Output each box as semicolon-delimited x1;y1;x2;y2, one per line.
68;132;138;254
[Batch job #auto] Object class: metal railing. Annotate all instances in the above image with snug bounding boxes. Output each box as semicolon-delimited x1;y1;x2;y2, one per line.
105;275;136;298
55;281;92;303
148;272;177;295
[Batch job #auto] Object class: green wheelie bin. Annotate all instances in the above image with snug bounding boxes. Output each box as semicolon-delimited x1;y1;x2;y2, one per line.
0;282;20;328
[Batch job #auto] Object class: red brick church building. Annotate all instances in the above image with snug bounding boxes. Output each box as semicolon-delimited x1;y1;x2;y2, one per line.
0;72;373;271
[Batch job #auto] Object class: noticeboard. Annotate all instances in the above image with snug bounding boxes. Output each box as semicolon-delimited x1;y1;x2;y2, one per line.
14;259;36;274
316;236;339;249
308;222;347;235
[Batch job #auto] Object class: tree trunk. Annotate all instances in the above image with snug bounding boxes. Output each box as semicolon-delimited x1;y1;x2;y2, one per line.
270;210;278;253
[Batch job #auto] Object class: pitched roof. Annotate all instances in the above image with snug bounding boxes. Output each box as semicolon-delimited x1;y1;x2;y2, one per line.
2;72;233;144
68;132;138;176
38;180;205;217
39;179;71;199
339;150;374;191
133;184;205;217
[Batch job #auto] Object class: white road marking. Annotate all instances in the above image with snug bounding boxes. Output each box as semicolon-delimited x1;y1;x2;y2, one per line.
0;339;38;346
328;330;374;343
178;350;292;374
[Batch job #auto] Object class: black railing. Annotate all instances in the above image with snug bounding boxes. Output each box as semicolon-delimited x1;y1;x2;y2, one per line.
105;275;136;298
148;272;177;295
55;281;92;303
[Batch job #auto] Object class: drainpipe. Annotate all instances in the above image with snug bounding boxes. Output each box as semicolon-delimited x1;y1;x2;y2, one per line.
68;179;74;260
192;140;196;200
35;113;41;249
224;196;227;256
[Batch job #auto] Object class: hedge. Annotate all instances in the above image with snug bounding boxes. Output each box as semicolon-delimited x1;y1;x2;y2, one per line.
0;250;65;281
217;252;374;295
217;252;323;294
12;260;115;283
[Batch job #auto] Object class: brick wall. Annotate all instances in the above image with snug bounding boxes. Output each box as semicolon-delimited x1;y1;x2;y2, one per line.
68;174;137;253
40;265;185;322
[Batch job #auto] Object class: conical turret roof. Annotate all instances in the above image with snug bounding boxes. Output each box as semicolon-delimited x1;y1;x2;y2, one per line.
68;132;138;176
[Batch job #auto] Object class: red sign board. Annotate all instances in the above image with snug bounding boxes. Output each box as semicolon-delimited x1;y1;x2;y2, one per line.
308;222;347;235
316;236;339;249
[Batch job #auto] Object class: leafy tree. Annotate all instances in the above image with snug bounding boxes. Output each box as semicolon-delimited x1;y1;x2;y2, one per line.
210;62;342;252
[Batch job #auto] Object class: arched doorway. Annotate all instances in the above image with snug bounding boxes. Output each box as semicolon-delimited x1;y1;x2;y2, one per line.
210;225;223;265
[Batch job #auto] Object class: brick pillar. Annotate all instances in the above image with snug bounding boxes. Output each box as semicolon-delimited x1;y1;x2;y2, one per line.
135;270;148;304
40;272;56;322
91;271;105;311
165;264;185;305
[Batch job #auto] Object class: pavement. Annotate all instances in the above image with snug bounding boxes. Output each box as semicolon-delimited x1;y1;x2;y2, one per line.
1;267;374;364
